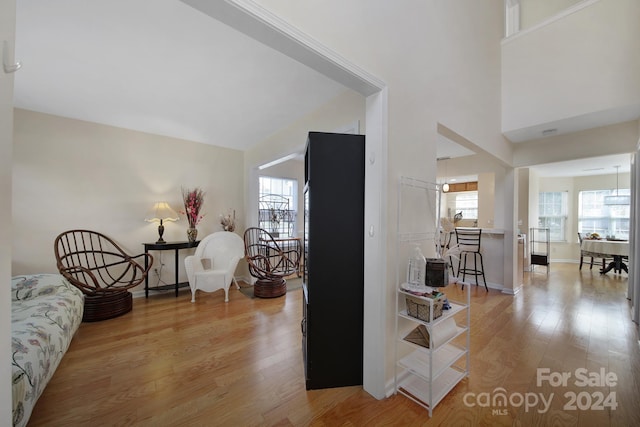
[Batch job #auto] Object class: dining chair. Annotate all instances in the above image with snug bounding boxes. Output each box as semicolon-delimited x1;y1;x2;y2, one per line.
577;232;611;271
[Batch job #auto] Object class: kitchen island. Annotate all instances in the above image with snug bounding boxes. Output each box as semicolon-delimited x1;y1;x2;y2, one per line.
452;227;505;290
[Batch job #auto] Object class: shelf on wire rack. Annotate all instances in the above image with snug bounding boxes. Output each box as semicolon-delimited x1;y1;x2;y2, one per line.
397;367;467;411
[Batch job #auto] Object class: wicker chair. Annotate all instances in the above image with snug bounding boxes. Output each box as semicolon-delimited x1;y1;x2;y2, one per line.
244;227;301;298
184;231;244;303
54;230;153;322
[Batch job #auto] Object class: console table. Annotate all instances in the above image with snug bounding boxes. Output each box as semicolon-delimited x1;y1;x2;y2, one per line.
143;240;200;297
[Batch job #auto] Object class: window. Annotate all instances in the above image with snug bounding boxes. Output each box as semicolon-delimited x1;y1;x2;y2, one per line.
258;176;297;237
578;189;630;240
445;191;478;221
538;192;568;242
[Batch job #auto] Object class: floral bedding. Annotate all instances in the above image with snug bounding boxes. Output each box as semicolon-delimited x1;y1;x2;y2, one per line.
11;274;84;427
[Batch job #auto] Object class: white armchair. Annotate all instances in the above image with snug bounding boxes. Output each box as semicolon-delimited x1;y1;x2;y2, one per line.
184;231;244;302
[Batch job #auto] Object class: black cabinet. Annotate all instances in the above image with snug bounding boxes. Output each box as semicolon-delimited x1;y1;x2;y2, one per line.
302;131;365;390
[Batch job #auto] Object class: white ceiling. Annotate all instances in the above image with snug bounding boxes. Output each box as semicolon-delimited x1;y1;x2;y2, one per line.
440;153;632;184
504;104;640;143
436;134;475;160
528;153;632;178
13;0;635;179
13;0;348;151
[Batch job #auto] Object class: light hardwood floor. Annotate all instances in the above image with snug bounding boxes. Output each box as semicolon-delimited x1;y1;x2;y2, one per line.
28;264;639;426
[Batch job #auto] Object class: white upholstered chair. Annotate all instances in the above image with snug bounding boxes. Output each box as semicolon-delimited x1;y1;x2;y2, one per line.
184;231;244;302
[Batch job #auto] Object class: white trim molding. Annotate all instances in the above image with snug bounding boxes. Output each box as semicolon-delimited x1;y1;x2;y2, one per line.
502;0;600;44
181;0;385;96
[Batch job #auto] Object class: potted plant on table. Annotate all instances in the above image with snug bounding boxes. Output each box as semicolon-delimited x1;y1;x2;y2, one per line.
268;208;281;237
220;209;236;232
181;187;205;242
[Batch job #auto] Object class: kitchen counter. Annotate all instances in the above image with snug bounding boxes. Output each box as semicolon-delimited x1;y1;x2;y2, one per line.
452;227;505;289
455;227;505;235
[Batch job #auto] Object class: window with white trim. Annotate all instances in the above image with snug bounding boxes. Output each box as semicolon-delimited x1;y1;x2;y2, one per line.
578;189;630;240
258;176;297;237
538;191;568;242
445;191;478;221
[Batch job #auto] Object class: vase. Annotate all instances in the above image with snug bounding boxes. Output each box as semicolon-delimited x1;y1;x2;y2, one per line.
187;227;198;243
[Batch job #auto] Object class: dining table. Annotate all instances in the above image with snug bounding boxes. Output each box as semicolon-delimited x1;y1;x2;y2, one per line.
580;239;629;274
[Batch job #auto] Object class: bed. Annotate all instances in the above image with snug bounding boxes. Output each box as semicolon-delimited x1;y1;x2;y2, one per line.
11;273;84;427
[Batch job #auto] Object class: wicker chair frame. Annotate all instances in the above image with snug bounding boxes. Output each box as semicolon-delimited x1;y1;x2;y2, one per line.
54;229;153;321
244;227;300;298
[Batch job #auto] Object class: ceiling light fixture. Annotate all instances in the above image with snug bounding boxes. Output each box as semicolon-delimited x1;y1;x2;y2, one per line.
603;166;629;206
438;156;450;192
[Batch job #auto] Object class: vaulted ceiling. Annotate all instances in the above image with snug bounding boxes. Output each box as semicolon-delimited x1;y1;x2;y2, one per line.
13;0;349;151
13;0;634;177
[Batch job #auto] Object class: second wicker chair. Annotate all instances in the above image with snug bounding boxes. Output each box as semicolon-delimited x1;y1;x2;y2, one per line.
243;227;301;298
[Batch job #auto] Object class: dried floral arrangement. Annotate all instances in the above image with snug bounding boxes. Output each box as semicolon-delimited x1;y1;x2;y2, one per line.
220;210;236;232
269;208;281;230
181;187;205;228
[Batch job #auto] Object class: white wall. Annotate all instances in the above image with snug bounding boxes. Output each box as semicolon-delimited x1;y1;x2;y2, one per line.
519;0;583;30
13;109;246;288
477;172;496;228
1;0;17;419
517;168;530;235
502;0;640;135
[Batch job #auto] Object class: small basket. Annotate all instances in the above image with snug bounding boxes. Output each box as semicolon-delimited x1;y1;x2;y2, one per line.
405;294;444;322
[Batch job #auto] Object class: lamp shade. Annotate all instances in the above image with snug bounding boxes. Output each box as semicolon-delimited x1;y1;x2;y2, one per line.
145;202;179;244
145;201;180;223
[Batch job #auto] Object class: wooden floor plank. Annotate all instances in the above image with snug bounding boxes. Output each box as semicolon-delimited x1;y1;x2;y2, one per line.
27;264;639;426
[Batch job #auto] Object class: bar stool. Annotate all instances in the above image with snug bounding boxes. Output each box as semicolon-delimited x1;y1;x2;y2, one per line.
455;228;488;291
